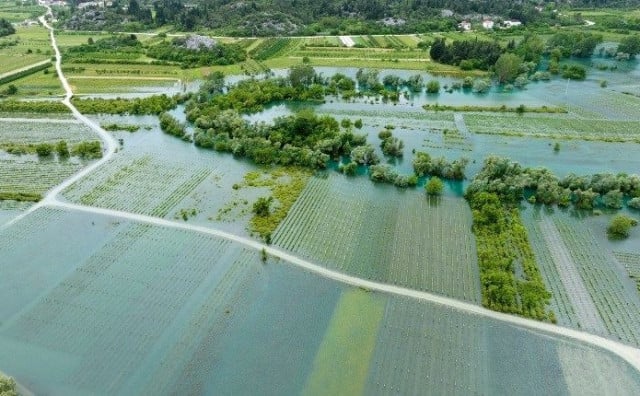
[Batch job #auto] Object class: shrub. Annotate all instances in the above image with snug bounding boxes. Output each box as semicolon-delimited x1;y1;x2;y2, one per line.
426;80;440;94
562;64;587;80
35;143;53;157
253;196;273;217
607;214;637;239
425;176;444;196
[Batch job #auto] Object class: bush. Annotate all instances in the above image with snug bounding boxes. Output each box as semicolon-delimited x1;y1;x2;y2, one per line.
36;143;53;157
607;214;637;239
378;129;393;140
56;140;70;157
425;176;444;195
562;64;587;80
0;373;17;396
426;80;440;94
339;162;357;176
629;197;640;209
472;79;490;94
73;141;102;159
253;196;273;217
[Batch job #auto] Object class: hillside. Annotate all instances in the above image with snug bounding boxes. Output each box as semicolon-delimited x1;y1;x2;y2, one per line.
60;0;640;34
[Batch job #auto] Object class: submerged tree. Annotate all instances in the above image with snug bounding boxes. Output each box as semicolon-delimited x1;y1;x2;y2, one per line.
607;214;638;239
426;177;444;196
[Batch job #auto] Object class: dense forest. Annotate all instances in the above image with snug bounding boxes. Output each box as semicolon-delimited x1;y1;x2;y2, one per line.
59;0;640;34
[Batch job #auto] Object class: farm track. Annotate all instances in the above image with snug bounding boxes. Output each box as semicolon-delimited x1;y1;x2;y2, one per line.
2;7;640;387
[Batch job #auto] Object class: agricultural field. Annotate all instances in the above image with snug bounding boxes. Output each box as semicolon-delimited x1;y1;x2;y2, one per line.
524;208;640;346
0;118;96;145
0;25;52;75
63;154;212;217
273;176;481;302
464;113;640;142
0;118;100;201
0;1;43;22
614;252;640;292
1;208;639;395
3;10;640;392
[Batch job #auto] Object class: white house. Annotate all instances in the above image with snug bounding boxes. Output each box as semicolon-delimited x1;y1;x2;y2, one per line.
458;21;471;31
482;20;494;29
503;20;522;28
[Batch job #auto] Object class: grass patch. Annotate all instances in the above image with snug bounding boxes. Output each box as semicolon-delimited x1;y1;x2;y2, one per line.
0;190;41;202
303;289;385;396
243;167;310;240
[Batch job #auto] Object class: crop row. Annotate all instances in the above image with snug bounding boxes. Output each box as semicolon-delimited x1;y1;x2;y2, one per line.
614;251;640;278
274;176;480;301
521;210;580;328
3;223;241;394
464;113;640;143
249;38;295;60
564;89;640;121
613;251;640;292
141;247;260;394
554;216;640;346
0;159;83;196
0;119;96;145
387;196;480;302
293;48;426;60
366;297;488;394
67;155;211;217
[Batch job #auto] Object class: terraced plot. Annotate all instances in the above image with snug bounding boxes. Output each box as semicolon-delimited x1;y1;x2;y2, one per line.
273;176;481;302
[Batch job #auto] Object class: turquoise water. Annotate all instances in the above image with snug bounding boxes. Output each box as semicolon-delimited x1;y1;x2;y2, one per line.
1;209;639;394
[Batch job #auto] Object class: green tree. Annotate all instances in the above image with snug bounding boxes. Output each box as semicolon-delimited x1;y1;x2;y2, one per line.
425;176;444;196
288;64;317;89
0;18;15;37
494;53;522;84
56;140;69;157
516;33;544;63
35;143;53;157
617;35;640;58
562;64;586;80
607;214;637;239
426;80;440;94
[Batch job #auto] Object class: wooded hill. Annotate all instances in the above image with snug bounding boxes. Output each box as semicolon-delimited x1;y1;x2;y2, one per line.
62;0;640;34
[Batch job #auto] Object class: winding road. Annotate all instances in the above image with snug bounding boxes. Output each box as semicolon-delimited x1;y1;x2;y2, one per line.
2;7;640;389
